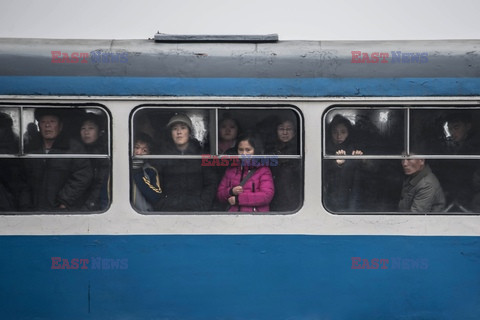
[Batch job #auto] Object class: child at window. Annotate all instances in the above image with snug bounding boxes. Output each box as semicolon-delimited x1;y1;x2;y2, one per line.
132;132;163;212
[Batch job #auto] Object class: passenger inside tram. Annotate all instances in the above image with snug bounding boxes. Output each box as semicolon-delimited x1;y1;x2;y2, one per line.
398;156;446;212
24;108;93;211
217;133;275;212
323;114;368;211
131;132;163;212
268;115;301;211
0;111;29;211
218;114;241;155
79;113;110;211
154;113;217;211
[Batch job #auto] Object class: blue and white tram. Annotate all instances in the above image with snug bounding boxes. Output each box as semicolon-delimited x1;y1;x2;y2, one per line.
0;35;479;319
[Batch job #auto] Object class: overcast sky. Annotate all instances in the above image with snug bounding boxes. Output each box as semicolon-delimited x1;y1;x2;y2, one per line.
0;0;479;41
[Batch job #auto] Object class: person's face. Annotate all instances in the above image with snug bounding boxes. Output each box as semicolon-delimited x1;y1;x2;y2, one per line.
39;115;62;141
277;121;295;143
219;119;238;141
80;120;99;145
401;159;425;175
134;141;150;155
448;121;471;142
171;123;190;147
332;123;349;145
237;140;255;155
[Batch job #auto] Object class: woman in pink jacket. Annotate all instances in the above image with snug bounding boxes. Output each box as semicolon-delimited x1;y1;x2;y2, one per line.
217;134;275;212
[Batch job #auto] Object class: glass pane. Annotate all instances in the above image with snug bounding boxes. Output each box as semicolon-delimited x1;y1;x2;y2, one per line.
131;106;303;214
23;107;109;155
324;106;480;215
430;159;480;212
0;107;20;155
325;108;405;155
323;159;403;212
0;106;111;213
133;108;211;155
270;159;303;211
410;109;480;155
217;109;300;156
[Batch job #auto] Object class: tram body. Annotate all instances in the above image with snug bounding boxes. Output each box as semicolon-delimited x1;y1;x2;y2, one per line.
0;37;479;319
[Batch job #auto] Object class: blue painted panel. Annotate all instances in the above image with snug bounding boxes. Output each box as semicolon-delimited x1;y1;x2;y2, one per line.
0;235;479;319
0;76;479;96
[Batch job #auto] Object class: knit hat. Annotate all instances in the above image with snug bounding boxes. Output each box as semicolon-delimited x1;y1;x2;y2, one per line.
166;113;192;131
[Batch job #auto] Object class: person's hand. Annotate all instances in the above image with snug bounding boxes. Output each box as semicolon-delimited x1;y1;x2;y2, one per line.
228;196;236;205
336;149;346;166
231;186;243;195
352;150;363;156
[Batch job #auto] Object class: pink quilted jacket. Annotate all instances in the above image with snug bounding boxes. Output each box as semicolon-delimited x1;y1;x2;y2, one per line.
217;166;275;212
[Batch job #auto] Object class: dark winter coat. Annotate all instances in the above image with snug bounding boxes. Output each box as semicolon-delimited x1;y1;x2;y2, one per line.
268;139;301;211
0;133;30;211
154;139;217;211
324;138;364;212
82;140;110;211
24;136;93;211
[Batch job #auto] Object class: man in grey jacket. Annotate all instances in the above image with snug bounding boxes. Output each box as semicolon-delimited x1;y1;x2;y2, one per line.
398;158;445;212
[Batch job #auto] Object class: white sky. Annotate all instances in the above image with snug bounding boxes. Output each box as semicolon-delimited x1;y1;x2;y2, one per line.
0;0;479;40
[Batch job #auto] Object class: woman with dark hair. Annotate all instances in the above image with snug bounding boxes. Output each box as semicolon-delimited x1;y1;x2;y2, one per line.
155;113;217;211
324;114;365;211
79;112;110;211
217;134;274;212
218;114;241;155
267;116;301;211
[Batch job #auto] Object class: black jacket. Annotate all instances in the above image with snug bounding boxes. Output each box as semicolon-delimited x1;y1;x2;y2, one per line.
24;136;93;211
0;134;29;211
154;139;217;211
82;140;110;210
268;139;301;211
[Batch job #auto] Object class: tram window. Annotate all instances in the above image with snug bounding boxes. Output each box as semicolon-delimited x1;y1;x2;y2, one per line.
0;105;111;214
323;106;480;214
130;106;303;214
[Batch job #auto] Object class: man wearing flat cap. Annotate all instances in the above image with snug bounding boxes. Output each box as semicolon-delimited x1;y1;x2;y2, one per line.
23;108;93;211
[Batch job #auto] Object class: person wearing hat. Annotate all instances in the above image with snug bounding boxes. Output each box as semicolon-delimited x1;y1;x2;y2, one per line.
155;113;217;211
164;113;195;153
23;108;93;211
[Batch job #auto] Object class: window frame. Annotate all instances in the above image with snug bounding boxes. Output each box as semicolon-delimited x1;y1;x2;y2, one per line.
322;104;480;215
130;104;304;215
0;102;112;215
